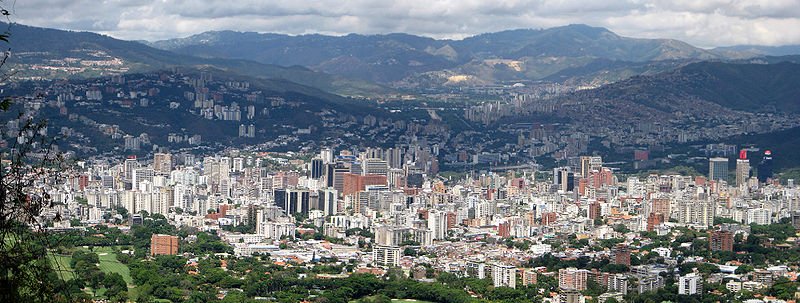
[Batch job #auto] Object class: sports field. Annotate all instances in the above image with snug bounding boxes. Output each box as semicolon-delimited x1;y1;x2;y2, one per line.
49;246;133;285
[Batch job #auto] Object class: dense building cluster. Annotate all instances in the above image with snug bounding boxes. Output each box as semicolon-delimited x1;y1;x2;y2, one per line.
36;142;800;301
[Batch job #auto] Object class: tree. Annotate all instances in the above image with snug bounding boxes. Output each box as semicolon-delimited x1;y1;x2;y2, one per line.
0;14;74;301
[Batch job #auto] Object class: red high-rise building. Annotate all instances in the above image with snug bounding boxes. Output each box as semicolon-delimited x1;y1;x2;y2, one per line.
445;212;457;229
342;173;387;196
710;230;734;252
151;234;179;256
651;198;670;217
647;213;664;231
589;202;601;220
612;244;631;266
541;212;558;225
498;222;511;238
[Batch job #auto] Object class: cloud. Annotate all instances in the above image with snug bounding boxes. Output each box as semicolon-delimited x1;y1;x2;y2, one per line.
9;0;800;47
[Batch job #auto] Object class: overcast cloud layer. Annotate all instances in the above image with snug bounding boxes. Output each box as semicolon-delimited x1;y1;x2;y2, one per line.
10;0;800;47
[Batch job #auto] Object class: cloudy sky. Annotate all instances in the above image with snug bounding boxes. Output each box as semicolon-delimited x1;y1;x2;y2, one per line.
11;0;800;48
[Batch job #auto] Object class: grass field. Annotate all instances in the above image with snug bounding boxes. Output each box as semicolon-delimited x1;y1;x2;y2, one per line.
49;246;133;286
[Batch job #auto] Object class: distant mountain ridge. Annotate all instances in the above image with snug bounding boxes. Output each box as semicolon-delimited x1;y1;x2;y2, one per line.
149;24;725;85
713;45;800;58
3;23;387;97
575;59;800;113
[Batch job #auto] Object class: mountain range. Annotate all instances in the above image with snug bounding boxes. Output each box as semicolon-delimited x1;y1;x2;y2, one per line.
3;23;387;97
9;22;800;93
148;24;730;85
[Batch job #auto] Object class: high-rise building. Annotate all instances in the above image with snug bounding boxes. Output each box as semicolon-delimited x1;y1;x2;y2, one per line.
646;213;664;232
153;152;172;175
651;198;670;218
273;189;311;215
310;158;324;180
757;150;774;183
554;167;575;192
373;245;401;267
521;269;538;286
710;230;734;252
736;150;750;187
709;157;729;182
151;234;179;256
580;156;603;178
677;199;715;227
320;148;334;164
342;173;387;196
124;156;138;181
428;209;448;240
746;208;771;225
612;244;631;266
491;264;517;288
678;273;703;295
362;158;389;176
559;267;589;290
588;201;601;220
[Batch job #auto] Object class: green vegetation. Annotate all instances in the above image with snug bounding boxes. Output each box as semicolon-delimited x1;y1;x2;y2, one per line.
49;246;133;285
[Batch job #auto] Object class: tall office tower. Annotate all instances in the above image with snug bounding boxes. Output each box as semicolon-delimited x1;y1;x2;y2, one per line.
153;152;172;175
318;188;338;215
123;155;138;181
554;167;575;192
386;147;403;169
579;156;603;178
310;158;324;179
232;157;244;172
708;157;729;182
273;188;311;215
320;148;334;164
427;209;448;240
734;149;749;187
363;158;389;176
757;150;774;183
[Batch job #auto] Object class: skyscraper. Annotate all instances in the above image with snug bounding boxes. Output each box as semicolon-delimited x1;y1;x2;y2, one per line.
709;157;729;182
310;158;324;179
579;156;602;178
735;150;750;187
554;167;575;192
757;150;773;183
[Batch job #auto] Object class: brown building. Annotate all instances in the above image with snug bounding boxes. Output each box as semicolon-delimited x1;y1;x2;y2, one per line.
498;222;511;238
651;198;670;217
151;234;179;256
520;268;538;286
710;230;734;252
445;212;457;230
588;202;602;220
559;267;589;290
541;212;558;226
647;213;664;232
342;173;387;196
612;244;631;266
